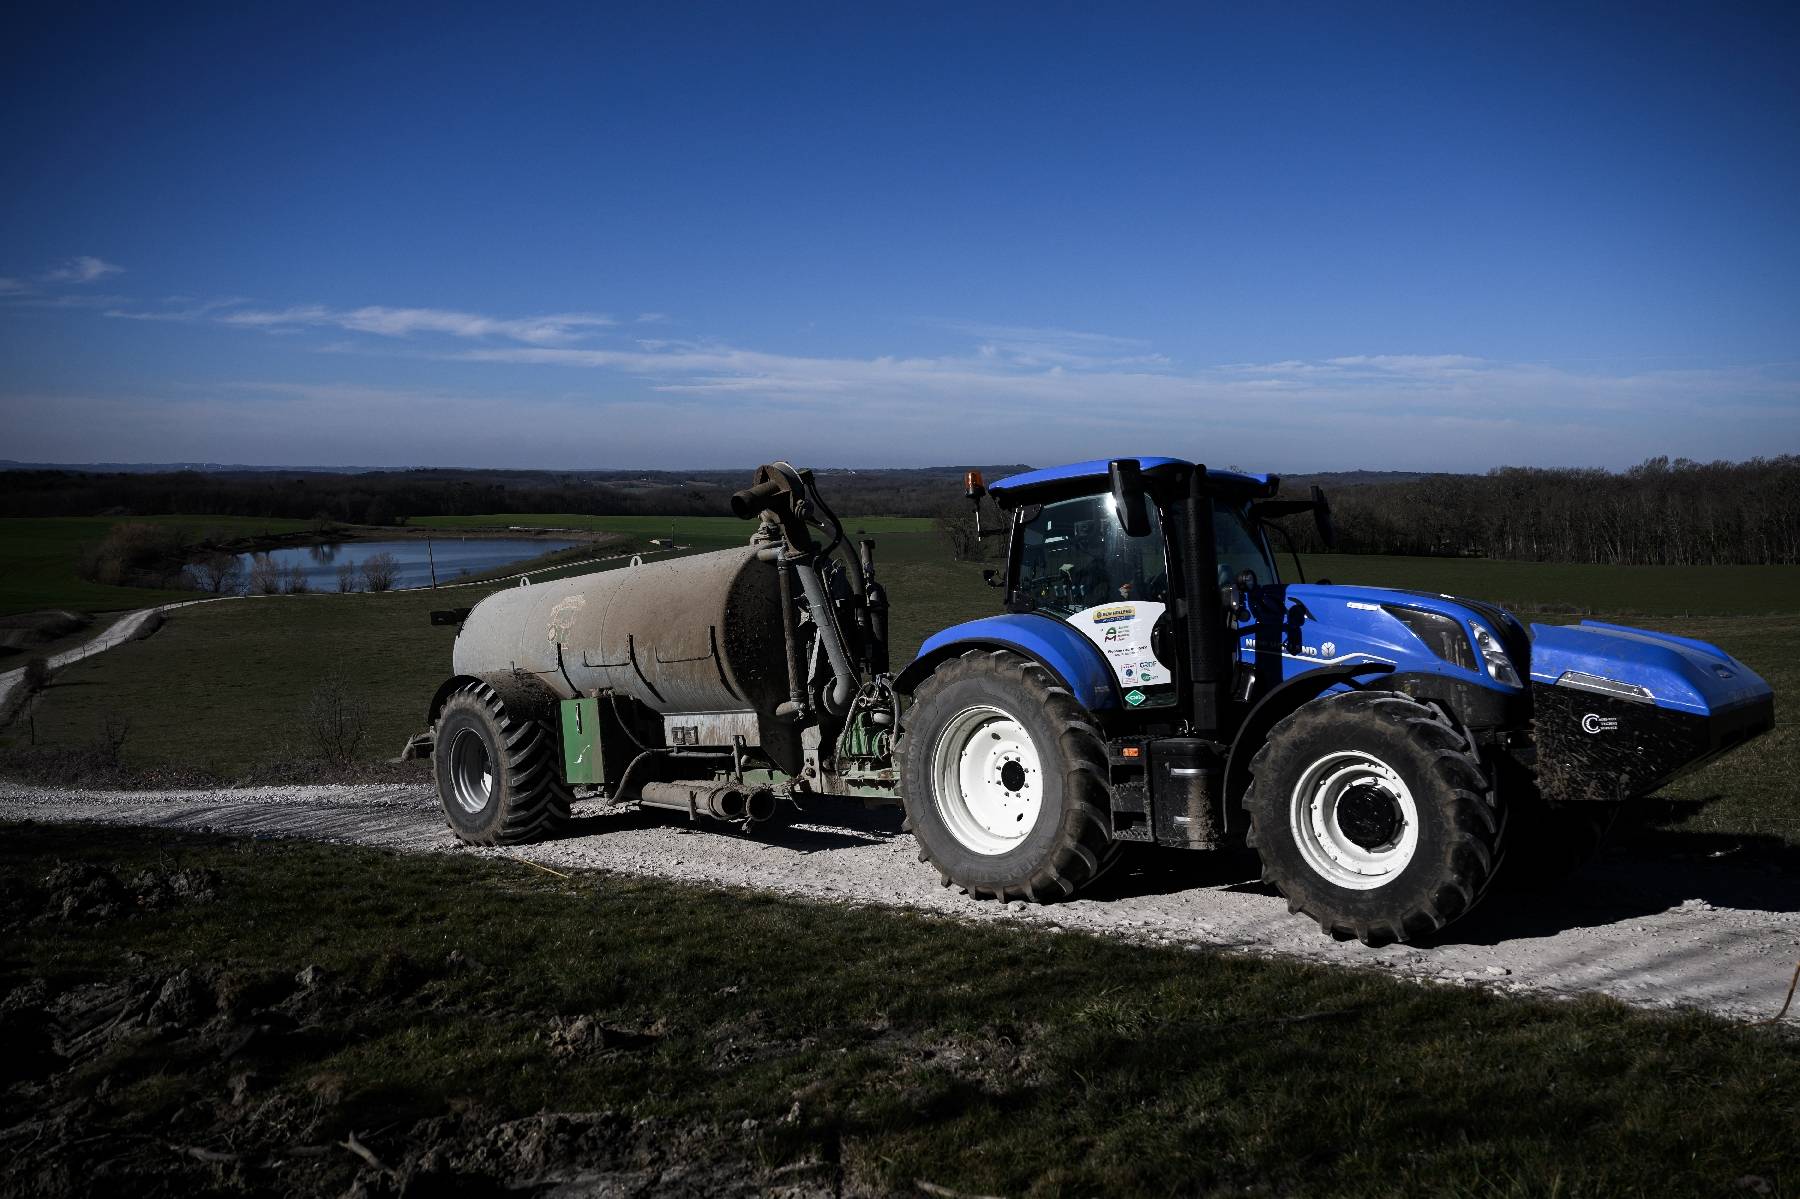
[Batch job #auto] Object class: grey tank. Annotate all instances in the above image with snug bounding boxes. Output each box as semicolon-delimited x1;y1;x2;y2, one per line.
452;545;789;715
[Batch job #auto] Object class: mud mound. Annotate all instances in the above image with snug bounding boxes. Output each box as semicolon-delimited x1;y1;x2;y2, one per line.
0;950;828;1199
13;860;222;926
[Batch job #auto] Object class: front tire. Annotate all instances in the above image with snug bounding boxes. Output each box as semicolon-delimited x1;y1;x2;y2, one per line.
1245;690;1504;945
432;681;571;845
898;650;1119;902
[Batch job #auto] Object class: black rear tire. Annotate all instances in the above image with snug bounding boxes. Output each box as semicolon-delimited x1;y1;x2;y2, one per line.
1245;690;1505;945
433;681;571;845
898;649;1119;902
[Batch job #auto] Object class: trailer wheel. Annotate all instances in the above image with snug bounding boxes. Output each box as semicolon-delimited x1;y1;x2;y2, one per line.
432;681;571;845
898;649;1119;903
1244;690;1504;945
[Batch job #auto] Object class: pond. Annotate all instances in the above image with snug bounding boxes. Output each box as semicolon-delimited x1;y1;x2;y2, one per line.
235;537;577;592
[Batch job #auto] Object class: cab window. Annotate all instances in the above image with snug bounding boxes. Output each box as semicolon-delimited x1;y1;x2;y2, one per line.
1016;494;1168;617
1215;504;1277;587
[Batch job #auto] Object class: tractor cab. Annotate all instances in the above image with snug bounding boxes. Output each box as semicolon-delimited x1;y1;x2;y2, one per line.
955;456;1321;724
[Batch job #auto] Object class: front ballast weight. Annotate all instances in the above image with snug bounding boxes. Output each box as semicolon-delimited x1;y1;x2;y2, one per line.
414;455;1776;947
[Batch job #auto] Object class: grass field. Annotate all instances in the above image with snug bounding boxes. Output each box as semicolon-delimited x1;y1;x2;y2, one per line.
2;519;1793;846
0;515;317;617
413;512;935;552
4;822;1794;1196
1297;552;1800;617
0;530;989;779
0;512;937;619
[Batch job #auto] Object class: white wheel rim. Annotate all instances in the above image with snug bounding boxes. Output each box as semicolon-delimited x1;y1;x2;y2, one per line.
930;704;1044;856
1288;750;1418;890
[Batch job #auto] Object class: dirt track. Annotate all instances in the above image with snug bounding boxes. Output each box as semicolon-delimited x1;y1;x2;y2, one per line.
4;782;1797;1024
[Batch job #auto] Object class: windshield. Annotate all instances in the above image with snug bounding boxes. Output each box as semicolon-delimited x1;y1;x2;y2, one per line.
1215;503;1277;587
1016;494;1168;617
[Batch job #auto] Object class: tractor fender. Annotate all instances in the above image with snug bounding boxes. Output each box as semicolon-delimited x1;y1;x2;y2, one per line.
1222;660;1396;830
895;614;1119;712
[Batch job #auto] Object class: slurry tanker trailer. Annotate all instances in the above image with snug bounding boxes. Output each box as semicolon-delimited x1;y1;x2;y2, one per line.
411;460;1774;944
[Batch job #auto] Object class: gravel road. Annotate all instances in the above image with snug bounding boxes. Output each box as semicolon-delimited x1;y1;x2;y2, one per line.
0;607;175;712
4;781;1796;1024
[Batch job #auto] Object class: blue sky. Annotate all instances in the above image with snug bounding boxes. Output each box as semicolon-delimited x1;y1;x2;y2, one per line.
2;2;1797;471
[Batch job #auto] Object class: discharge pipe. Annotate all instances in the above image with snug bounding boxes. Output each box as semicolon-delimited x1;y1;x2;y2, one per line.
638;781;750;822
636;781;778;825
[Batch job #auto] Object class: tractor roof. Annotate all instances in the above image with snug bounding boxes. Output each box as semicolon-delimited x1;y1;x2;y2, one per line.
987;457;1276;505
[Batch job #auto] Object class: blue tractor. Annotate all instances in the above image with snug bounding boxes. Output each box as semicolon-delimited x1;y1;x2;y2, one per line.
420;458;1775;944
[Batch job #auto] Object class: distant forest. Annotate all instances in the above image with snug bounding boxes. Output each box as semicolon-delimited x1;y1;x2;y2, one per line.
2;456;1795;566
0;466;1014;525
1272;456;1800;566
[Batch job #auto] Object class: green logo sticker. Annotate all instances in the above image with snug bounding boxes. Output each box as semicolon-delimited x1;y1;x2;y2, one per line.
1124;689;1146;707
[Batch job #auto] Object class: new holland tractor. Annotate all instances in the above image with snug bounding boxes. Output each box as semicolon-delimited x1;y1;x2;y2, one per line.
411;459;1775;944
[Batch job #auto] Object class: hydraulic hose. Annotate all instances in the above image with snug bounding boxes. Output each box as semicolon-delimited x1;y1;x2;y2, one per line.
794;554;856;713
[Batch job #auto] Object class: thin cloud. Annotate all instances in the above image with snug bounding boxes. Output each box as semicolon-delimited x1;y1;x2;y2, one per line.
195;302;616;346
944;321;1152;351
941;320;1168;370
41;289;1800;469
42;256;123;283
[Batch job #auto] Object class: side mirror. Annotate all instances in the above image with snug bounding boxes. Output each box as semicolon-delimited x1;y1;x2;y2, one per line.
1109;459;1152;538
1229;569;1258;619
1311;484;1336;549
981;568;1004;588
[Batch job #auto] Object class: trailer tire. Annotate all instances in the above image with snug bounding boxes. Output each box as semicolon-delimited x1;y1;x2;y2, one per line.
898;649;1119;903
432;681;571;845
1244;690;1504;945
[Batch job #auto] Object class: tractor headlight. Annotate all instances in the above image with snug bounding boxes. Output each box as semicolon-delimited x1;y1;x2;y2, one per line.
1382;605;1476;672
1471;622;1521;687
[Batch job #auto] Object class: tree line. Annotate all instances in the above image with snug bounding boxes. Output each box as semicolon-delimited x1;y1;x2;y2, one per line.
1276;456;1800;566
6;457;1795;566
0;465;1019;525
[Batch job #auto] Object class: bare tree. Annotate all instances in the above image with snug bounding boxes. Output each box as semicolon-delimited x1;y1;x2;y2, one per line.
283;563;310;594
304;672;369;766
935;501;979;562
247;554;281;595
187;551;243;594
92;710;132;771
935;497;1004;563
361;552;399;592
336;560;358;592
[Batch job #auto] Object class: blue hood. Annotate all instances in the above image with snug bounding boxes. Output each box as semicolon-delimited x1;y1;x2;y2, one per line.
1271;583;1528;691
1529;620;1770;717
1284;585;1768;717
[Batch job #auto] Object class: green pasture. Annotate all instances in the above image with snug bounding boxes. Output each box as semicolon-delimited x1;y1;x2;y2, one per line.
0;530;986;778
2;533;1794;847
0;515;315;617
6;822;1796;1197
413;512;934;551
1296;552;1798;617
